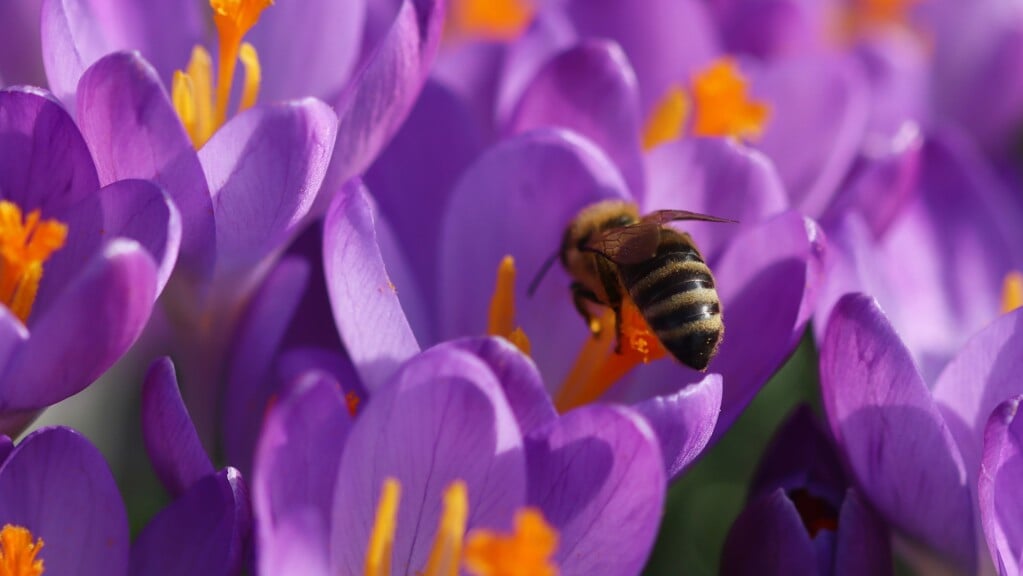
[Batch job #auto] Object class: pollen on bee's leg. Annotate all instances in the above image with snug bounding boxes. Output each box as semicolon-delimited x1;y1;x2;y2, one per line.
487;256;532;355
0;524;44;576
464;508;559;576
555;300;666;413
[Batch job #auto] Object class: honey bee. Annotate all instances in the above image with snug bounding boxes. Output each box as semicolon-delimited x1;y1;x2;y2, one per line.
530;200;733;371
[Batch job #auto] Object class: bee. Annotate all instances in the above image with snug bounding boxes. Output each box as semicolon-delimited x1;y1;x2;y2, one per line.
529;200;733;371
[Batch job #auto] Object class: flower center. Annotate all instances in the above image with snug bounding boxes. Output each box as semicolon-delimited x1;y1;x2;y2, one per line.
554;300;666;413
0;201;68;324
446;0;534;41
642;58;770;150
0;525;45;576
1002;271;1023;314
171;0;272;148
788;489;839;538
487;256;532;355
364;478;558;576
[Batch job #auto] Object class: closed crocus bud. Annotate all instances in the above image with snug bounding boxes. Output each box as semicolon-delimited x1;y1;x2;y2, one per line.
721;405;893;576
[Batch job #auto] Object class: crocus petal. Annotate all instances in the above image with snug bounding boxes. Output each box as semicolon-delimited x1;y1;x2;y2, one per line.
323;180;420;392
834;489;895;576
932;308;1023;495
0;307;28;379
525;404;664;576
40;0;202;109
439;129;630;386
562;0;720;114
0;86;99;214
642;137;788;260
141;357;215;498
506;40;645;195
820;293;975;572
0;240;157;411
365;80;483;319
92;179;181;294
852;31;928;139
255;372;351;576
324;0;446;192
0;427;128;576
752;53;869;217
224;256;310;475
76;51;215;278
131;468;249;576
710;0;832;59
200;99;337;277
331;346;526;575
721;488;818;576
978;396;1023;576
750;405;846;504
0;0;45;87
442;337;557;435
630;374;722;478
0;435;11;465
247;0;365;103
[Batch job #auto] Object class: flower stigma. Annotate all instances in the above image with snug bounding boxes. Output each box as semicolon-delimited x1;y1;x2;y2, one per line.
464;508;559;576
788;489;839;538
345;390;362;417
838;0;920;38
447;0;534;41
555;299;667;413
0;201;68;324
364;478;559;576
172;0;272;148
643;58;770;149
488;256;532;355
1002;271;1023;314
0;524;44;576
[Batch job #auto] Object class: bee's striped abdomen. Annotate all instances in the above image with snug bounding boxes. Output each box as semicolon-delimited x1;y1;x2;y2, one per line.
619;234;723;371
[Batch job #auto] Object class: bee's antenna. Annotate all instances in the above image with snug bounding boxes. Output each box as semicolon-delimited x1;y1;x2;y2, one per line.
527;250;560;298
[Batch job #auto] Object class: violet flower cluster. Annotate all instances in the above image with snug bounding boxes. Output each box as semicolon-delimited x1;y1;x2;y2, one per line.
0;0;1021;574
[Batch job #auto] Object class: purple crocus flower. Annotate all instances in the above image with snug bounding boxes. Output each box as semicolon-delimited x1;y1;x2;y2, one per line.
0;0;45;88
253;338;666;575
721;405;892;575
979;395;1023;575
0;86;176;435
820;292;1023;574
135;356;251;575
0;426;129;574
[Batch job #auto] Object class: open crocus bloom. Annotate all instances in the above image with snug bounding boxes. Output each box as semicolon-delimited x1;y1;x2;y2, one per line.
820;292;1023;574
0;87;177;435
721;405;892;575
253;339;666;576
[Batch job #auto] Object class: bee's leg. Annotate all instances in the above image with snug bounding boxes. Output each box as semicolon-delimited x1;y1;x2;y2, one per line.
570;282;603;336
595;257;625;354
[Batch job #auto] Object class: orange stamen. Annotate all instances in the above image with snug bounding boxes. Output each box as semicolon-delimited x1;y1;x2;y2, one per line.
448;0;534;41
0;201;67;324
0;525;44;576
464;508;559;576
554;300;667;413
345;391;361;417
690;58;770;141
487;256;532;355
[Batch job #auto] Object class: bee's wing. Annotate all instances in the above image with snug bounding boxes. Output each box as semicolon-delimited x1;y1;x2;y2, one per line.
642;210;738;225
581;222;663;265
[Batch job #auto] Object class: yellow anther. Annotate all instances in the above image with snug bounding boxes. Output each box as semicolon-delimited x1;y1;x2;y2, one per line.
0;525;44;576
464;508;559;576
488;256;532;356
0;201;67;325
642;86;689;151
690;58;770;141
364;479;401;576
1001;271;1023;314
238;42;261;113
555;300;666;413
172;46;216;148
448;0;534;41
423;481;469;576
